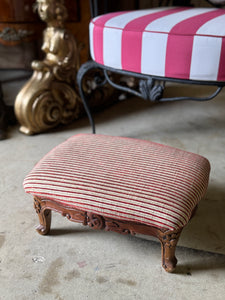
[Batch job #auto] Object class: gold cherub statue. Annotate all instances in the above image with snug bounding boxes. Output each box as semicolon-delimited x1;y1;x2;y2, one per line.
15;0;81;135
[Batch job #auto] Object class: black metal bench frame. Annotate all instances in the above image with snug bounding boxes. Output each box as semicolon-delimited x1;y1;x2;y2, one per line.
77;0;225;133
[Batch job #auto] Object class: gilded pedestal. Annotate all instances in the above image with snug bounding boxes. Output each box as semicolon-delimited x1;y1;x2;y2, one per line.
15;0;82;135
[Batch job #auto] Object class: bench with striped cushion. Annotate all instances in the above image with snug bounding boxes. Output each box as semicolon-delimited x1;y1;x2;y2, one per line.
90;6;225;81
24;134;210;272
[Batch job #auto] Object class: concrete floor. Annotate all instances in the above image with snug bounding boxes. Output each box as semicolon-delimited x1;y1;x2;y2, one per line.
0;82;225;299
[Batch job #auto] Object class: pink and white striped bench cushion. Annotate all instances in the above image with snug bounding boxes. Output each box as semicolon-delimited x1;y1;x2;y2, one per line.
23;134;210;231
90;7;225;81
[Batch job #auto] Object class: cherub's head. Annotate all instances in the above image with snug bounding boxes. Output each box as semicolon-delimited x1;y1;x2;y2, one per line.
35;0;68;27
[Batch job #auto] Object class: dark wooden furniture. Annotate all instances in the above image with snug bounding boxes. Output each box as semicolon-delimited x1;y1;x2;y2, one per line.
0;0;42;139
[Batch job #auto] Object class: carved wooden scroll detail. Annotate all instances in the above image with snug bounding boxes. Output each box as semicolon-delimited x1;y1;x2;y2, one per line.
157;229;181;272
86;213;105;230
105;220;134;235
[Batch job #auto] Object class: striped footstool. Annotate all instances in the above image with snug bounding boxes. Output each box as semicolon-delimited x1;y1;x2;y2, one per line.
24;134;210;272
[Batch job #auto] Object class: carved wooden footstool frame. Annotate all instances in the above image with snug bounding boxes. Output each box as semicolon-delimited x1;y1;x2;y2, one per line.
34;195;183;272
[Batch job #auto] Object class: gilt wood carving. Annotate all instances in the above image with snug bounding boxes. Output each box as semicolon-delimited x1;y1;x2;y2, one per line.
14;0;118;135
15;0;82;135
34;196;183;272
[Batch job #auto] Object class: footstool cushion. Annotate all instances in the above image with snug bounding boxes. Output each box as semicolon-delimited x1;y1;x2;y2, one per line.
23;134;210;272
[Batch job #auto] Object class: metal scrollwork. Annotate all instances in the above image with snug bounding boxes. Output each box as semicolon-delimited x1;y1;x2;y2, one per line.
77;61;118;133
139;79;164;101
77;60;225;134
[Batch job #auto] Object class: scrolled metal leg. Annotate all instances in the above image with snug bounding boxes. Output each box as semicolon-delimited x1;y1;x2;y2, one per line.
77;61;105;134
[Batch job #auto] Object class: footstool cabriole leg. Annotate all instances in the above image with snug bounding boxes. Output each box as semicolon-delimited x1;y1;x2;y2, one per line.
158;228;182;273
34;196;51;235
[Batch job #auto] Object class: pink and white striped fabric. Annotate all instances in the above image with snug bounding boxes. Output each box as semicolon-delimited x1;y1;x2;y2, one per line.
24;134;210;231
90;7;225;81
